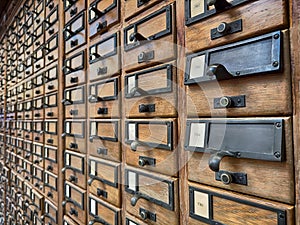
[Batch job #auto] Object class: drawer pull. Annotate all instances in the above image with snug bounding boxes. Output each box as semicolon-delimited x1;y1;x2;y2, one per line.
35;64;41;69
90;7;104;17
89;217;109;225
48;2;55;10
88;95;102;103
64;28;75;36
128;87;149;98
97;148;107;155
207;0;231;11
47;112;54;117
34;159;41;164
70;77;78;83
69;142;78;149
34;137;40;141
211;19;243;40
97;21;107;32
49;28;55;35
48;55;54;61
70;39;78;47
130;32;148;42
139;208;156;221
139;104;155;113
69;175;78;183
47;165;53;171
35;41;40;46
214;95;246;109
215;170;248;185
47;138;54;144
69;109;78;115
131;193;148;206
97;188;107;198
208;150;239;172
97;107;108;115
34;113;40;117
36;18;41;24
130;140;147;151
35;90;41;95
47;191;53;198
69;208;78;217
70;7;77;17
138;156;156;167
138;49;154;62
97;67;107;75
207;64;234;80
61;99;73;105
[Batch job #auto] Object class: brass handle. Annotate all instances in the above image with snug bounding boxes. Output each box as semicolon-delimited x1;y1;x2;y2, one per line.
208;150;238;172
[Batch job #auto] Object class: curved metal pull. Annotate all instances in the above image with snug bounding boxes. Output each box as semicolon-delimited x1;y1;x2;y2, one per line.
90;7;104;17
89;216;109;225
62;199;75;207
207;64;234;80
130;32;148;42
88;95;102;103
130;140;147;151
128;87;149;98
130;193;145;206
208;150;238;172
90;52;102;60
88;177;95;186
61;99;73;105
41;214;52;220
207;0;231;11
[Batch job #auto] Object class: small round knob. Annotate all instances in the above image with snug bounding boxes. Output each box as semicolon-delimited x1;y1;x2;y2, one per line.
219;96;231;108
217;22;229;34
140;211;148;220
138;52;145;60
138;158;146;167
220;172;232;185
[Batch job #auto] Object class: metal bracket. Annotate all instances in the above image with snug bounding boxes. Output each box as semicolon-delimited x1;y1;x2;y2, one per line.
138;156;156;167
139;104;155;113
69;143;78;149
211;19;242;40
97;188;108;198
215;170;247;185
69;109;78;116
97;148;107;155
70;39;78;48
137;0;150;7
97;108;108;115
97;67;107;75
214;95;245;108
138;50;154;63
139;208;156;222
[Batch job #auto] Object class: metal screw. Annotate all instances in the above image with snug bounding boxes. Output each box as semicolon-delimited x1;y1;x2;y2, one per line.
236;71;240;76
274;152;281;158
274;34;279;39
275;122;281;128
273;61;279;67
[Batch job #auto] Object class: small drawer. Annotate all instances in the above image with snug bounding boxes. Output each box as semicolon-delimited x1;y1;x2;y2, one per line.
19;159;32;182
44;199;58;224
124;62;177;118
64;0;86;24
44;145;58;174
63;85;86;118
44;120;58;146
88;194;121;225
24;79;33;98
32;96;44;119
45;33;59;66
88;0;119;37
32;142;44;166
44;92;58;118
63;120;86;153
33;24;44;51
64;11;86;53
32;120;44;144
32;46;44;73
32;164;44;191
33;0;45;25
64;50;86;87
185;117;294;204
23;121;33;141
125;119;178;176
63;181;86;224
89;119;121;162
44;171;58;203
124;0;163;19
45;4;59;40
123;4;176;71
23;140;33;161
63;150;86;189
125;167;179;225
30;189;44;217
88;157;121;207
44;65;58;94
88;77;120;118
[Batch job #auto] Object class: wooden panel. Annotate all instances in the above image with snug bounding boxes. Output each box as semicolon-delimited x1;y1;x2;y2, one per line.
124;0;165;19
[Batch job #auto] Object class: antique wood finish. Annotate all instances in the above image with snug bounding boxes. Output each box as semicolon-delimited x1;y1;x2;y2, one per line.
188;182;295;225
64;119;86;153
187;117;294;204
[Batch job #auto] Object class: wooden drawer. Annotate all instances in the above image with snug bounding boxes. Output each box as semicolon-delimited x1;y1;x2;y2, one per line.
125;119;178;176
44;171;58;203
63;181;86;224
185;0;288;52
33;46;44;73
63;85;86;118
89;119;121;162
124;213;148;225
88;157;121;207
185;30;291;117
46;0;59;15
23;181;33;202
43;199;58;224
23;140;33;161
44;120;58;146
33;0;45;29
124;0;164;20
19;159;32;182
124;62;177;118
33;23;44;51
88;0;119;37
63;119;86;152
63;150;86;189
30;189;44;217
64;11;86;54
88;77;120;118
24;37;34;60
17;84;25;102
32;120;44;144
123;3;176;71
188;182;294;225
125;167;179;225
32;96;44;119
23;121;33;141
64;50;86;88
24;79;33;99
44;92;58;119
64;0;86;24
88;194;121;225
44;145;58;175
45;33;59;66
45;3;59;40
32;142;44;166
89;31;120;81
185;117;294;204
44;65;58;94
32;164;43;191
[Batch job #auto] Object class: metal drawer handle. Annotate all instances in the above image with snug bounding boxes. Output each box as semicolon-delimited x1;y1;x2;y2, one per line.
130;140;147;151
128;87;149;98
90;7;104;17
89;216;109;225
130;32;148;42
208;150;239;172
130;193;146;206
207;0;231;11
207;64;234;80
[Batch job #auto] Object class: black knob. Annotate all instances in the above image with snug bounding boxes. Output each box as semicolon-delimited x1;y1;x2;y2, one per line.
47;165;53;171
217;22;230;34
219;96;231;108
47;112;54;117
220;172;232;185
140;211;148;220
138;158;147;167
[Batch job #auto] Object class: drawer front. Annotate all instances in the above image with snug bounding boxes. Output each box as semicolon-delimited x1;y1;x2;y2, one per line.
32;142;44;166
185;30;291;117
89;119;121;162
88;157;121;207
125;213;148;225
44;120;58;146
64;119;86;152
125;62;177;118
64;11;86;53
188;182;294;225
30;189;44;216
32;120;44;143
185;0;288;52
44;92;58;118
185;117;294;204
123;4;176;71
63;85;86;118
32;165;43;191
64;181;86;224
33;46;45;73
46;0;59;15
64;150;86;189
89;32;120;81
44;171;58;203
44;145;58;174
24;141;33;161
33;25;44;51
64;50;86;88
45;65;58;94
33;72;45;98
124;0;163;19
88;194;121;225
45;33;59;65
44;199;58;224
125;167;179;225
20;159;32;181
33;96;44;119
33;0;45;28
45;4;59;40
88;77;120;118
88;0;119;37
125;119;178;176
64;0;86;24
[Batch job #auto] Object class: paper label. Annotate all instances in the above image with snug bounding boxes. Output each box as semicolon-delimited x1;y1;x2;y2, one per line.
127;76;136;94
194;191;209;219
128;123;136;141
65;122;70;134
128;171;137;192
90;198;97;215
90;122;97;136
66;154;70;166
190;54;206;79
189;123;206;148
90;161;96;176
65;185;70;198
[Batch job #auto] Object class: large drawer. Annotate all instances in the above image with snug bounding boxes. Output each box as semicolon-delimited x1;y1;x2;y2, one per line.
185;117;294;204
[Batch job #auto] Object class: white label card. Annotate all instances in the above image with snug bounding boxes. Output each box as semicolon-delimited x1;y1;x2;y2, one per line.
190;0;205;18
128;123;136;141
127;76;136;94
90;122;97;136
66;154;70;166
194;191;209;219
45;174;49;183
65;122;70;133
90;198;97;215
90;161;96;176
190;54;206;79
129;221;138;225
65;185;70;198
189;123;206;148
128;171;137;192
